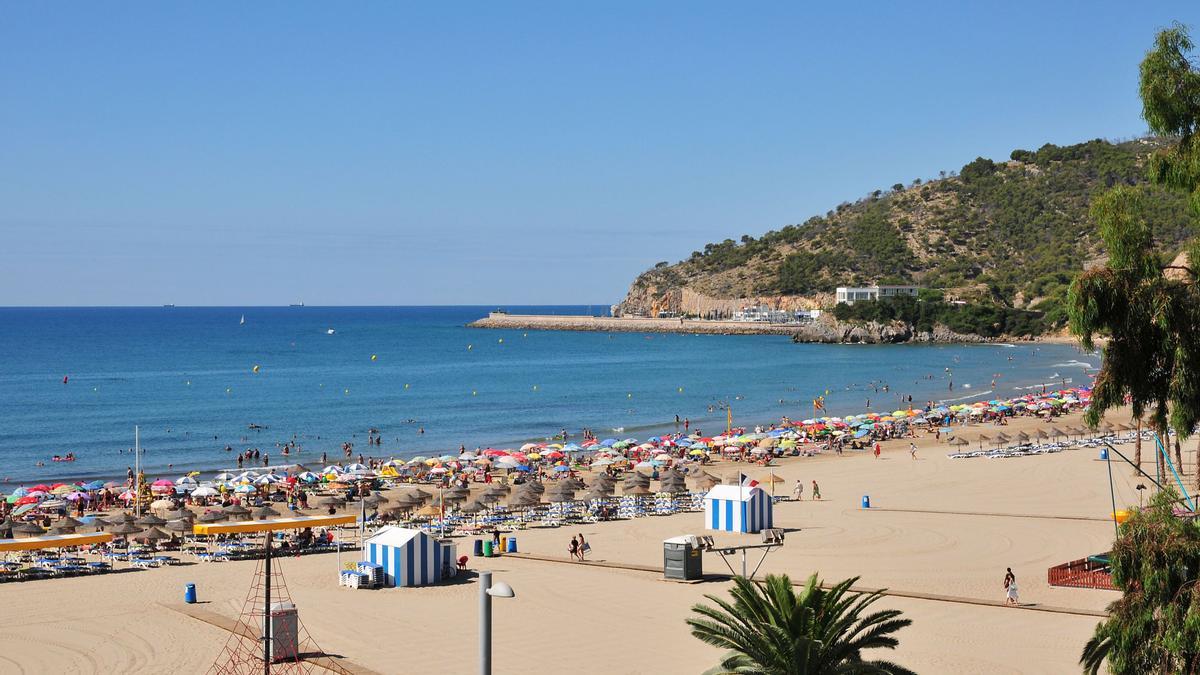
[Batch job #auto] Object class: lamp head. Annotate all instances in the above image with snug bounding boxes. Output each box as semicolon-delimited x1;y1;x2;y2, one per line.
487;581;515;598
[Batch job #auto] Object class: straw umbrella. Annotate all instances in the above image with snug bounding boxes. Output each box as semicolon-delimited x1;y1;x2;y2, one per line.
56;516;84;529
1015;431;1030;444
107;522;142;565
105;512;136;524
949;437;970;450
198;511;227;523
975;434;991;451
223;504;250;518
48;523;76;535
13;522;46;537
164;508;194;521
761;473;786;497
135;514;167;527
1035;429;1050;442
135;527;171;551
253;505;281;520
165;519;193;533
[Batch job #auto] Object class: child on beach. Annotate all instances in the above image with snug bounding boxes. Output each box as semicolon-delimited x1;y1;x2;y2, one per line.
811;480;822;500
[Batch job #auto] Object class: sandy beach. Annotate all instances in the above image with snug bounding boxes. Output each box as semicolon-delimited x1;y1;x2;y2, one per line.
2;407;1177;674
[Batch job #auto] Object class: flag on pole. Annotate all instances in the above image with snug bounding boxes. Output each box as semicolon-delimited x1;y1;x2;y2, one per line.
739;473;759;490
727;406;733;433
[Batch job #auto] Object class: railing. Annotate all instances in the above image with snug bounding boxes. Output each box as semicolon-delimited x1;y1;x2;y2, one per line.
1047;557;1116;590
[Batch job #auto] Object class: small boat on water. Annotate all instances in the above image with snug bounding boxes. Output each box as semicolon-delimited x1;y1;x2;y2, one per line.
289;301;305;307
239;314;245;326
326;328;336;335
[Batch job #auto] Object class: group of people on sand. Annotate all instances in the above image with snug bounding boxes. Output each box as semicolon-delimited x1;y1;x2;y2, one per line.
567;533;589;561
791;479;821;501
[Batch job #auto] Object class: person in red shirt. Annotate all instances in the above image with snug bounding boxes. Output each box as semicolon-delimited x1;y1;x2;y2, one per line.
873;442;881;459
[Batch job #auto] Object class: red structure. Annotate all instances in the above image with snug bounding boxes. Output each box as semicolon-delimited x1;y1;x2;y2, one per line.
210;533;350;674
1047;556;1116;591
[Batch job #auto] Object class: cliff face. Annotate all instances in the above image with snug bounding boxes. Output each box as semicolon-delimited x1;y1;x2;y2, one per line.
614;137;1196;330
789;317;993;344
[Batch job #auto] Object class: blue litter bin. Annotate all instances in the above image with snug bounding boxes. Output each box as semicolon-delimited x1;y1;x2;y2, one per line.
184;583;197;604
1099;449;1108;460
507;536;517;553
473;539;483;556
861;495;871;509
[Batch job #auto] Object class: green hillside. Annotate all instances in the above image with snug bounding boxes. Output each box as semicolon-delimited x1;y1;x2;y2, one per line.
620;138;1198;330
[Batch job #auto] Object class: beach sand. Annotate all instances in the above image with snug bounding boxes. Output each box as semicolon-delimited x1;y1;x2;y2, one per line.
2;409;1182;674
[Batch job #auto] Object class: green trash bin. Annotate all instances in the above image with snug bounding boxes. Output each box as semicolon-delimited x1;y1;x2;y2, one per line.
483;540;493;557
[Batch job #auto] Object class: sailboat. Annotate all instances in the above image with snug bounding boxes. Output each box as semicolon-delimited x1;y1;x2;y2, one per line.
239;314;245;326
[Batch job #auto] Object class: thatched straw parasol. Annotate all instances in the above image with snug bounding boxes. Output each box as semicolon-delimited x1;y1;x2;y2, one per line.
198;511;227;523
164;509;194;521
136;527;171;542
223;504;250;517
107;522;141;536
135;514;167;526
253;505;281;519
14;522;46;536
165;519;193;532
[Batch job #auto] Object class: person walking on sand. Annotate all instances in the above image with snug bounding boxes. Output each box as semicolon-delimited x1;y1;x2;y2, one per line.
577;533;588;560
568;535;580;561
792;479;803;501
873;442;881;460
909;442;917;460
1004;568;1019;606
811;480;822;500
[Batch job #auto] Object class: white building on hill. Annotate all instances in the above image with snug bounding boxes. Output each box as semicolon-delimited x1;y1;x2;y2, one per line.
835;284;918;305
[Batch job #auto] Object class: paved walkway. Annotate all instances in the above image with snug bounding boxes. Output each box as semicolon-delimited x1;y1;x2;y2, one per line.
503;552;1109;618
862;507;1111;523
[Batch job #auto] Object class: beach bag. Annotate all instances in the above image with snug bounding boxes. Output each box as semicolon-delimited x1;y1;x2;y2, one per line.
582;542;591;553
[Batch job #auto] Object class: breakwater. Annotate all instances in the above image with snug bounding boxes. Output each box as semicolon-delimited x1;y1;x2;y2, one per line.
467;312;801;335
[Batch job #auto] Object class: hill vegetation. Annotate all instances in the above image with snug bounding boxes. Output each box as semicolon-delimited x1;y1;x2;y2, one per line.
620;137;1199;332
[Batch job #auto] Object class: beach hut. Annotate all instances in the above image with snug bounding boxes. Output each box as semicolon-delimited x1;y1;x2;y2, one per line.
703;484;773;533
363;526;455;588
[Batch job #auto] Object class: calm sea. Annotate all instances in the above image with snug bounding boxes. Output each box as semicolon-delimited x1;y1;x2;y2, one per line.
0;306;1096;483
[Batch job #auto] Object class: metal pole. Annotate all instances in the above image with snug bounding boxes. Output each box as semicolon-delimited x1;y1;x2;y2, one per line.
1104;448;1119;540
741;549;747;578
479;570;492;675
263;531;272;673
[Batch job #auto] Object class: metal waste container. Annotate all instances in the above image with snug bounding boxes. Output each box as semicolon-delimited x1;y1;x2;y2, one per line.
663;535;703;580
264;602;299;662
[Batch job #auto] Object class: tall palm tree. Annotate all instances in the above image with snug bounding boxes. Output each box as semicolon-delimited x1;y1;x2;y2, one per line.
687;573;914;675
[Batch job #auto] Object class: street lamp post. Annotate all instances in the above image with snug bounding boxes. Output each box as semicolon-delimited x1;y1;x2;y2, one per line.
478;570;515;675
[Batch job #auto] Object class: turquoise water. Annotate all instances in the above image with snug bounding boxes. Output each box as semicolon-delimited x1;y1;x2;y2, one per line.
0;306;1096;483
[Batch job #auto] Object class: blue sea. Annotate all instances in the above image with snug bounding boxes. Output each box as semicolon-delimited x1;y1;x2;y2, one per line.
0;306;1098;484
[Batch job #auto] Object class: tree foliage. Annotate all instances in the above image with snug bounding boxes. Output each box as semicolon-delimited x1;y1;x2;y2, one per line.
1081;489;1200;674
687;573;913;675
1067;25;1200;446
832;296;1046;337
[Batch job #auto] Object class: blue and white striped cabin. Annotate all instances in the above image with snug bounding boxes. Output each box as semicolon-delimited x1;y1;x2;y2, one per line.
703;484;773;533
364;526;449;587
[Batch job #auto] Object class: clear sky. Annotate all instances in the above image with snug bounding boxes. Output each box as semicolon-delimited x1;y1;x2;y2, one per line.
3;2;1198;306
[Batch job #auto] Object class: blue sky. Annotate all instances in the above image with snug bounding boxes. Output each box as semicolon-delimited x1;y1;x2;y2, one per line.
2;2;1197;306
